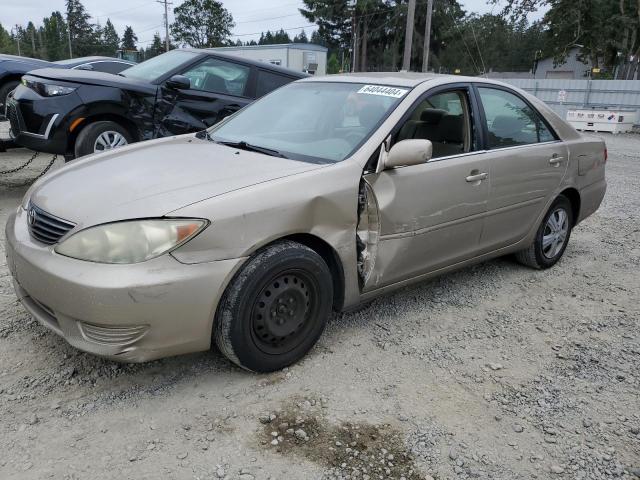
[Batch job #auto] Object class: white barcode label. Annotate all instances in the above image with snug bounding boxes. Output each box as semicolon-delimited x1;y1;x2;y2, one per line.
357;85;408;98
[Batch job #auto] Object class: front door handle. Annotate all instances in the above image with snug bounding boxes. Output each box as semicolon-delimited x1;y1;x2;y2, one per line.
465;172;488;183
549;155;564;166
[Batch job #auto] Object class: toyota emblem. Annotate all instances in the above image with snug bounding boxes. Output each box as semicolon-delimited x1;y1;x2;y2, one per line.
27;207;36;226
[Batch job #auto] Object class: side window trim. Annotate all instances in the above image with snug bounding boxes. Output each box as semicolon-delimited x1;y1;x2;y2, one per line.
471;83;560;151
389;82;480;160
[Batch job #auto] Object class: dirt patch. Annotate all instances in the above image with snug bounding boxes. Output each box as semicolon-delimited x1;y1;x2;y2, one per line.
259;397;429;480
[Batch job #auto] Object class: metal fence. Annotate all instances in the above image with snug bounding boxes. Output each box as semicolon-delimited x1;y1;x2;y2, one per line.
499;79;640;125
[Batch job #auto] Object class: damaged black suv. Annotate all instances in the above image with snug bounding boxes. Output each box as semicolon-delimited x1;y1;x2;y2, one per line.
7;49;306;159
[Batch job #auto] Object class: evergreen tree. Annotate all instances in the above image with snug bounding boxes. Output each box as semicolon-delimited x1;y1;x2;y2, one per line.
0;23;18;55
293;30;309;43
42;12;69;60
101;19;119;56
66;0;96;57
121;26;138;50
148;32;164;57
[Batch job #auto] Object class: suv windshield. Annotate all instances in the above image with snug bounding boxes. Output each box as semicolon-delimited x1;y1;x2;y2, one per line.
209;82;409;163
121;50;200;82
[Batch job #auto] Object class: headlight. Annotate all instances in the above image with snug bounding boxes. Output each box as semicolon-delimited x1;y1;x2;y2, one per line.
54;219;207;264
42;84;76;96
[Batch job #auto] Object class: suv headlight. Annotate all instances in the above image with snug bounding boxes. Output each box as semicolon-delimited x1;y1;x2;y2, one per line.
42;84;76;96
54;219;207;264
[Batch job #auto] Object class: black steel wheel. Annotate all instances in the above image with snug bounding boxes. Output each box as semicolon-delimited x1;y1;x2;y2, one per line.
214;240;333;372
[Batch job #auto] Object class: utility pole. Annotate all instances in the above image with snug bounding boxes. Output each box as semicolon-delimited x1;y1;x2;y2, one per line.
421;0;434;72
14;25;21;56
402;0;416;71
349;0;357;72
157;0;172;52
67;26;73;58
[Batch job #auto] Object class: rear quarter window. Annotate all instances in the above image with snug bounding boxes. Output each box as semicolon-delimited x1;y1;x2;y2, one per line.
256;70;295;98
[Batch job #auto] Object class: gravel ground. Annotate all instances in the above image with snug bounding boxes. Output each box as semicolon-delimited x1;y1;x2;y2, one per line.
0;134;639;480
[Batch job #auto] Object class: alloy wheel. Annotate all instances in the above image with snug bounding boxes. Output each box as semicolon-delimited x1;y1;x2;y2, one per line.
94;131;128;152
542;207;569;259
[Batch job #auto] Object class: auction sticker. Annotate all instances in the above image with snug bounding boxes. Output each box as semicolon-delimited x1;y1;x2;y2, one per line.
357;85;408;98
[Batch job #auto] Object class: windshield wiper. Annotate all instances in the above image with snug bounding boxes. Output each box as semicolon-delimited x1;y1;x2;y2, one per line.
217;140;288;159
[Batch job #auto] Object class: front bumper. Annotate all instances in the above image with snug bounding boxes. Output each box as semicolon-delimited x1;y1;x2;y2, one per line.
7;85;80;155
4;208;245;362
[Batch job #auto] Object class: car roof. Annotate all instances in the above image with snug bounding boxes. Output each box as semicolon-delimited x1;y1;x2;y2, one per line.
299;72;517;89
54;56;136;66
180;48;308;78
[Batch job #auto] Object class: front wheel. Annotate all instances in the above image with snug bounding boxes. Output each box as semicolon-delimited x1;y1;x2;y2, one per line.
515;195;574;269
74;121;132;158
214;240;333;373
0;80;19;114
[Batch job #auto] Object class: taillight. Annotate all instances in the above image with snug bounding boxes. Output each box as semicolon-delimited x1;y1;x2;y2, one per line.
604;147;607;163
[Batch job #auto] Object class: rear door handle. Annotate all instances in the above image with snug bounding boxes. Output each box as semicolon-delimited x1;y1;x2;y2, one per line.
549;156;564;166
465;172;488;182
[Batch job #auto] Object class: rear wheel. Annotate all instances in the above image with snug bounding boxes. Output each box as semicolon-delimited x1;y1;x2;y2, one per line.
214;240;333;372
0;80;19;114
74;121;132;158
515;195;573;269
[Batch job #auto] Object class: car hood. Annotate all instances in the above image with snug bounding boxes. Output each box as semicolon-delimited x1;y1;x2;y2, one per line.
28;135;328;228
26;67;155;93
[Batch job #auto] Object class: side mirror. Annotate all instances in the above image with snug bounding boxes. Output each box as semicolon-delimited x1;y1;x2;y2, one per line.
385;139;432;169
166;74;191;90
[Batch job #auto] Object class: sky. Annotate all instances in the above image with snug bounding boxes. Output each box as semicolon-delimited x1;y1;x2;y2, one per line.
1;0;549;48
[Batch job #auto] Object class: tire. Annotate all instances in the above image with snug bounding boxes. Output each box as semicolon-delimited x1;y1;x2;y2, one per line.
0;80;19;114
515;195;574;269
214;240;333;373
74;121;132;158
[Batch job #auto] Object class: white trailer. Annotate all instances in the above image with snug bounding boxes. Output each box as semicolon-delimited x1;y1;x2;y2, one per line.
210;43;328;76
567;109;637;134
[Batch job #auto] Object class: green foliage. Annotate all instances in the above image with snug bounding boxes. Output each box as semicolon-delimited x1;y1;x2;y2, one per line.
327;52;340;73
42;12;69;60
66;0;97;57
100;19;120;56
258;29;292;45
121;26;138;51
293;30;309;43
0;23;18;55
170;0;234;48
492;0;640;76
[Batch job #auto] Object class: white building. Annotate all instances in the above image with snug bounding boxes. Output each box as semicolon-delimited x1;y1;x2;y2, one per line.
210;43;328;76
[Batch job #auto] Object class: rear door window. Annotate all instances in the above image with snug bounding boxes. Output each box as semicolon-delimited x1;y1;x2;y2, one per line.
181;57;250;97
477;87;555;149
256;70;295;97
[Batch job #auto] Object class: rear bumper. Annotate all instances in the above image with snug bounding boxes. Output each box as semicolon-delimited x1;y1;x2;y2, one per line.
5;208;246;362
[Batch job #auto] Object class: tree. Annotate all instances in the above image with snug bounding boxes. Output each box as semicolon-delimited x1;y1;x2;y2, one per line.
293;30;309;43
66;0;96;57
171;0;234;48
149;32;164;57
327;52;340;73
0;23;18;55
42;12;69;60
491;0;640;77
121;26;138;50
101;19;120;56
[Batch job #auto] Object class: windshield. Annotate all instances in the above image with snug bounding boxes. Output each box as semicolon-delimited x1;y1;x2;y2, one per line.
209;82;409;163
121;50;200;82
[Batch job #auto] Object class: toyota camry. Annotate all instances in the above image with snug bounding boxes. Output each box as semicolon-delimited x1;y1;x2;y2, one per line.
4;73;607;372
